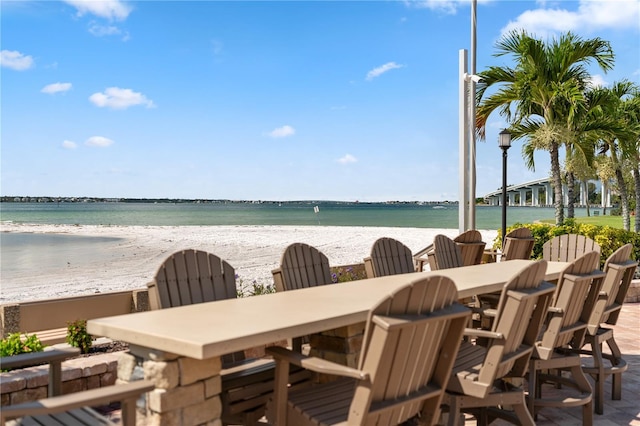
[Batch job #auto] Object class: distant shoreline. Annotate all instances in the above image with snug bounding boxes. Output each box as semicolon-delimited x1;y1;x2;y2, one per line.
2;197;461;205
1;223;498;304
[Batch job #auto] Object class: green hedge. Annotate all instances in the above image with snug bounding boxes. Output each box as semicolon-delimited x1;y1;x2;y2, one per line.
494;219;640;268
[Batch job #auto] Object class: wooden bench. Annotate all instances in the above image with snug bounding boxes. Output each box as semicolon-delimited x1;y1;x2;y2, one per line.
1;289;149;346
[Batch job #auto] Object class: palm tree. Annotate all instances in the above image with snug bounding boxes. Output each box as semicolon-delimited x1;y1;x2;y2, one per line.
476;30;614;225
616;88;640;231
594;81;639;231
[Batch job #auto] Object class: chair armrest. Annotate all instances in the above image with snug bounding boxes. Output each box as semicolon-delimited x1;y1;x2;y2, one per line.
0;348;80;370
0;380;154;420
463;328;504;340
363;257;374;279
471;307;497;318
266;346;368;380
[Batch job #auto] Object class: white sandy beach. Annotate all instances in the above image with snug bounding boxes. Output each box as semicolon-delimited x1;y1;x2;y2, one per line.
1;224;497;303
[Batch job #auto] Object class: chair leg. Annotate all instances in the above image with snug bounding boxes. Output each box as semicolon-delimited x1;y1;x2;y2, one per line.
590;341;605;415
445;396;462;426
527;363;537;419
512;394;535;426
606;336;624;401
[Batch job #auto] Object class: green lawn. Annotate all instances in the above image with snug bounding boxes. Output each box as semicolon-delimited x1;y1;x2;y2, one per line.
540;214;627;228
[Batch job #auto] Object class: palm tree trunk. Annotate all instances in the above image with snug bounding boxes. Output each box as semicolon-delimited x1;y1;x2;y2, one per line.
550;142;564;225
615;167;630;231
633;166;640;233
584;181;591;217
567;172;575;218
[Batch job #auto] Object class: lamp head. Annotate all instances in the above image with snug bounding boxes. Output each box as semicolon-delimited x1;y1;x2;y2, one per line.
498;129;512;149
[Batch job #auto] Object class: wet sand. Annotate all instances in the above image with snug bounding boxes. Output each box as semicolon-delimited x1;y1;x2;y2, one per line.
0;223;498;303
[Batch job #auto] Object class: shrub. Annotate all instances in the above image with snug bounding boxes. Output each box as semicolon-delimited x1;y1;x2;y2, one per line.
237;275;275;297
331;264;367;283
66;319;93;354
494;222;640;268
0;332;44;358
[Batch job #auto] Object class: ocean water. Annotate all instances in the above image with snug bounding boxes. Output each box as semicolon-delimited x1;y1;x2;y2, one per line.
0;201;578;229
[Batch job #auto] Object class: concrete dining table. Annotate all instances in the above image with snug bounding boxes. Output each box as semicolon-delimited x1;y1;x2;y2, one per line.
87;259;568;424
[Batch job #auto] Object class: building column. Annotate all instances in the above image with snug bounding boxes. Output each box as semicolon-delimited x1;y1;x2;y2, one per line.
532;187;540;206
545;183;553;206
519;189;527;206
508;192;516;206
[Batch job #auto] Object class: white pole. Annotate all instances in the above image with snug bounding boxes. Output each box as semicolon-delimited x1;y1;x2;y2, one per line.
468;0;477;230
459;49;469;234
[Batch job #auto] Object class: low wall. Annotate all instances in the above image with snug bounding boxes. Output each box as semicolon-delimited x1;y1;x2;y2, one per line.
0;351;124;407
1;289;150;345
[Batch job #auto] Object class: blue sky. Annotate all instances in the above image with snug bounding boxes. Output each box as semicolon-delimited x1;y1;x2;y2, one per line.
2;0;639;202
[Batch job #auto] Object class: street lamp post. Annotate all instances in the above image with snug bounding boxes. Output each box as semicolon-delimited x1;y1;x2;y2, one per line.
499;129;512;248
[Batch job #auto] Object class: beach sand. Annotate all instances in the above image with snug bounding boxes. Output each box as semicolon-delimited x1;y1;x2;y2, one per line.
1;223;498;303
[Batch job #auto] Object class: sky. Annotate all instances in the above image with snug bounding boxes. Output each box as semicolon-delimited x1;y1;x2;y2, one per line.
1;0;639;202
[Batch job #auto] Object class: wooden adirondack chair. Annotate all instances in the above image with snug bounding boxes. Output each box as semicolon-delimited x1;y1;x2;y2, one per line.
148;249;311;425
442;260;555;426
429;234;463;271
542;234;601;262
527;251;605;425
575;244;638;414
271;242;334;292
272;243;336;353
453;230;486;267
0;349;154;426
502;227;535;261
363;237;415;278
265;275;471;426
415;231;485;271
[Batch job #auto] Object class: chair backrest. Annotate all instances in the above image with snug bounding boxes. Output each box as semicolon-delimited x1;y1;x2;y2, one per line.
586;244;638;333
480;260;555;386
535;251;605;360
453;230;486;266
502;227;535;261
364;237;415;278
147;249;243;365
431;234;463;270
542;234;601;262
272;242;334;292
350;276;470;425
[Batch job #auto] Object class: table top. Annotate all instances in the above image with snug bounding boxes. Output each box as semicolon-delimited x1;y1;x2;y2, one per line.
87;259;567;360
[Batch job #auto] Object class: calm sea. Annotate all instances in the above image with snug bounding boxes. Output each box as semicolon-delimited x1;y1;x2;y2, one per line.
0;201;582;229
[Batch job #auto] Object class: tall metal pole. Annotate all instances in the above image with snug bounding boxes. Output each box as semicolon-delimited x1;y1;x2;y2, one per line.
501;147;508;247
459;49;469;234
468;0;477;230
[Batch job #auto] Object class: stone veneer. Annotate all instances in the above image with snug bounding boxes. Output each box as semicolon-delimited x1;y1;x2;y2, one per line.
624;279;640;303
117;351;223;426
0;351;122;407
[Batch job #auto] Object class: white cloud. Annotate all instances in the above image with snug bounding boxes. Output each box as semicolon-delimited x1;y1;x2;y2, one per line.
41;82;72;94
63;0;132;21
403;0;491;14
366;62;405;81
89;87;155;109
501;0;640;36
404;0;458;14
268;125;296;138
0;50;34;71
588;74;608;88
85;136;114;147
337;154;358;164
211;39;224;55
62;140;77;149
